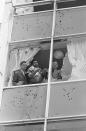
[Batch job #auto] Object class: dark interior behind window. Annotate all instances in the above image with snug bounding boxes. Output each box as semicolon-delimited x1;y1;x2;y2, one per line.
33;0;53;12
58;0;86;8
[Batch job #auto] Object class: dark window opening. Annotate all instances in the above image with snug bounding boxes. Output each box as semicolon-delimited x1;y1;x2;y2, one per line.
5;39;72;86
33;0;53;12
33;49;50;69
58;0;86;9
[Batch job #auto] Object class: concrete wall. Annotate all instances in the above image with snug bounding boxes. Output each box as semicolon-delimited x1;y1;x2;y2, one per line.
0;1;86;131
11;6;86;42
0;2;13;105
0;84;47;121
55;7;86;37
49;80;86;117
11;11;53;41
1;80;86;121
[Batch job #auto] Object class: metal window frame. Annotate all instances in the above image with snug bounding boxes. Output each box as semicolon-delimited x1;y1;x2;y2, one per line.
12;0;76;8
13;4;86;16
12;0;77;16
1;114;86;126
44;0;56;131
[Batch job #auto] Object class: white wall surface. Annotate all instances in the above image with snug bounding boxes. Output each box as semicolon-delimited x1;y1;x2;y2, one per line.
0;2;13;106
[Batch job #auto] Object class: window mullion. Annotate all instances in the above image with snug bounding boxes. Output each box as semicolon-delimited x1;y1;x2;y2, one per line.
44;0;57;131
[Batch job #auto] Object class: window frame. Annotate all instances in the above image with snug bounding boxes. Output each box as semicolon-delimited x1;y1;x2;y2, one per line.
3;0;86;131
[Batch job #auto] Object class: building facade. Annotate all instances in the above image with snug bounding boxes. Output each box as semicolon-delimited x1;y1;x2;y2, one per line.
0;0;86;131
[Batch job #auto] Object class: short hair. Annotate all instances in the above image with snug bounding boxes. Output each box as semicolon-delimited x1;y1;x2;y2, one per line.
20;61;26;66
33;60;38;63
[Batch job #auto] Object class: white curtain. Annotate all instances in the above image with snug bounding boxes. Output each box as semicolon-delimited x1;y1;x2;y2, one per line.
7;47;39;86
67;37;86;80
16;47;40;68
61;52;72;81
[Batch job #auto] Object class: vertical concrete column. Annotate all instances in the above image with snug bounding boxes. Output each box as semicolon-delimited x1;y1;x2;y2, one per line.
0;2;13;106
0;0;5;107
0;0;5;23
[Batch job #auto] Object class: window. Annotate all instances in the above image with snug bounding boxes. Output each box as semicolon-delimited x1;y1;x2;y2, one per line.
58;0;86;9
13;0;53;15
5;41;50;86
33;0;53;12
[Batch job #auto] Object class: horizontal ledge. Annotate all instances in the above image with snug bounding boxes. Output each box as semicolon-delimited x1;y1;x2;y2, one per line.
13;0;76;8
9;37;52;46
13;4;86;17
54;32;86;39
9;37;52;50
4;79;86;90
48;114;86;123
10;32;86;46
0;118;45;126
14;9;53;17
3;82;48;90
9;41;67;51
1;114;86;126
51;78;86;85
13;0;53;8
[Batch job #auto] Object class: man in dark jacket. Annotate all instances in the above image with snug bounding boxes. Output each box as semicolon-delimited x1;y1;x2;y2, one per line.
12;61;28;86
26;60;43;84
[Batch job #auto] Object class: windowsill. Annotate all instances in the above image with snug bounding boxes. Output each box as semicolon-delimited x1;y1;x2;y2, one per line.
3;78;86;90
3;82;48;90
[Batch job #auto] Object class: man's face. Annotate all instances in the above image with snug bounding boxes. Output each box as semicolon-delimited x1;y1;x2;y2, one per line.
52;61;58;69
33;61;39;67
21;62;27;71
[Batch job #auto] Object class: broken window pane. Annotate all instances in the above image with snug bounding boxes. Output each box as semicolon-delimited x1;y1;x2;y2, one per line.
5;40;51;86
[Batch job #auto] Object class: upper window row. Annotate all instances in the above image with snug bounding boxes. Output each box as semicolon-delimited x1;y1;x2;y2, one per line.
13;0;86;15
12;5;86;42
